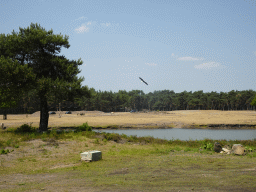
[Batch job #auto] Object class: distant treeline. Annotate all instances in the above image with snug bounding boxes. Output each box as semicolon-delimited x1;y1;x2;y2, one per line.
1;88;256;114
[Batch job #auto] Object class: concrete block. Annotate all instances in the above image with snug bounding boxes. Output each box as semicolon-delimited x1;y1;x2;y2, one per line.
81;150;102;161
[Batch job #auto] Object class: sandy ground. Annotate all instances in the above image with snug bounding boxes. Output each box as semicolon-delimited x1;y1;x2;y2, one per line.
1;110;256;129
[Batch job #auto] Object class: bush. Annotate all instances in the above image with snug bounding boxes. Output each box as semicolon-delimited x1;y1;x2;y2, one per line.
138;136;155;144
202;142;214;151
15;124;36;133
0;149;10;154
76;122;92;132
103;133;121;142
127;135;138;142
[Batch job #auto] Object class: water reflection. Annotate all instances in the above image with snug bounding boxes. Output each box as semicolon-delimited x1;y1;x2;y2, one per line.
94;128;256;141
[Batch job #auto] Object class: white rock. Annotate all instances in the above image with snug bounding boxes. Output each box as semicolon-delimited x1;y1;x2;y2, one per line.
231;144;245;155
81;150;102;161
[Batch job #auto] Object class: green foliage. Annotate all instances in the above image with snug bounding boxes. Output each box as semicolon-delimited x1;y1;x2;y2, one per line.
127;135;138;142
138;136;155;143
3;86;256;114
250;95;256;106
15;124;36;133
202;142;214;151
0;56;35;111
76;123;92;132
0;149;10;154
103;133;122;142
245;146;253;152
0;23;89;130
75;88;256;112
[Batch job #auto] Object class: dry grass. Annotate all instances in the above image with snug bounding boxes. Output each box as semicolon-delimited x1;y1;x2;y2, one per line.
1;110;256;129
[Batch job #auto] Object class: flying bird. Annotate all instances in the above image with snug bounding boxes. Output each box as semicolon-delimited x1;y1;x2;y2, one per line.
139;77;148;85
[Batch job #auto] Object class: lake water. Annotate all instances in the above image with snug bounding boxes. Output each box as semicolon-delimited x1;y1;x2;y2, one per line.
94;128;256;141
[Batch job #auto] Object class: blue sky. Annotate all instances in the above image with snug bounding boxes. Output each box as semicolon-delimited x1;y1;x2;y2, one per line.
1;0;256;93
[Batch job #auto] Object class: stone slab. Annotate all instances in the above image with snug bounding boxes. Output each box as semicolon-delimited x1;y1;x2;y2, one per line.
81;150;102;161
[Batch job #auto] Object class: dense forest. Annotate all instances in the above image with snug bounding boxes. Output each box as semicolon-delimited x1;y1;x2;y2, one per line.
2;88;256;114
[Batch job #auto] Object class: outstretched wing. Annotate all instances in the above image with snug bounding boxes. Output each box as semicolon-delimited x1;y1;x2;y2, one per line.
139;77;148;85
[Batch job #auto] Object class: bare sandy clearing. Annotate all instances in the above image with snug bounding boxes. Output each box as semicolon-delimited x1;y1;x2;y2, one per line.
1;110;256;129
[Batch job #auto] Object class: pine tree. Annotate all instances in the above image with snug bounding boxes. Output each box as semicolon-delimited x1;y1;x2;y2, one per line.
0;23;87;131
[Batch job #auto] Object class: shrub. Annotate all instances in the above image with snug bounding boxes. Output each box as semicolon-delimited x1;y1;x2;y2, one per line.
127;135;138;142
0;149;10;154
138;136;155;144
121;134;128;139
76;122;92;132
202;142;214;151
103;133;121;142
15;124;36;133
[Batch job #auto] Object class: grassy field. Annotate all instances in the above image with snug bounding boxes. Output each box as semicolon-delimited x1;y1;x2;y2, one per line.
1;110;256;129
0;124;256;192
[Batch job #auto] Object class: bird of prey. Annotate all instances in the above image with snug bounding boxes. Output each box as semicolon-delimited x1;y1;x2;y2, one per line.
139;77;148;85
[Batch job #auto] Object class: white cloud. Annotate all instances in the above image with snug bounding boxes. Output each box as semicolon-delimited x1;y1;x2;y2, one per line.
171;53;175;57
74;23;90;33
194;62;220;69
74;21;111;34
145;63;157;66
177;57;204;61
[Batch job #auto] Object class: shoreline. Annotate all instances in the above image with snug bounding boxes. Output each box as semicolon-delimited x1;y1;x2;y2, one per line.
51;123;256;131
90;122;256;130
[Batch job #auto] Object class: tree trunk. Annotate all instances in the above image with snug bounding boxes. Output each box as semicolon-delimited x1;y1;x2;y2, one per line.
39;94;49;132
3;109;7;120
